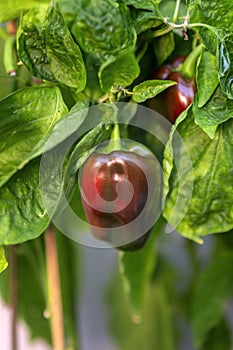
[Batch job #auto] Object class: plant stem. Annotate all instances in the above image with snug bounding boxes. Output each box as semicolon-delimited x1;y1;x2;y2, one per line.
108;123;122;151
10;245;18;350
181;43;203;78
172;0;181;23
45;226;65;350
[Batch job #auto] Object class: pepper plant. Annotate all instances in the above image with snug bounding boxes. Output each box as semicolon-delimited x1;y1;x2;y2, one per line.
0;0;233;349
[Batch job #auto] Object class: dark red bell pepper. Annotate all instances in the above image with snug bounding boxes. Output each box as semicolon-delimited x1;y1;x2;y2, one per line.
148;46;202;123
79;141;162;251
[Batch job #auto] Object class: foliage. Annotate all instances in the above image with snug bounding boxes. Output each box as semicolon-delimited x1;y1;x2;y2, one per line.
0;0;233;349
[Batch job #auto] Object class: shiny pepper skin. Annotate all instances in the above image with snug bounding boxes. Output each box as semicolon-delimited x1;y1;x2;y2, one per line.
79;144;162;251
148;56;197;123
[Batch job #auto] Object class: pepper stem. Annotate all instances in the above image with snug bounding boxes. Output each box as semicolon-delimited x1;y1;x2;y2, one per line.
180;43;203;78
108;123;122;152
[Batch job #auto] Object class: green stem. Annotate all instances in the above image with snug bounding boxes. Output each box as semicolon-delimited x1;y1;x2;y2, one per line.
172;0;181;23
180;43;203;78
3;35;17;76
107;123;122;152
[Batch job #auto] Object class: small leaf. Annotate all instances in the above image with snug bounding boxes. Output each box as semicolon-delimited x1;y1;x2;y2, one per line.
0;247;8;273
197;50;219;108
132;79;176;103
193;86;233;138
0;86;68;188
192;253;233;347
99;51;140;93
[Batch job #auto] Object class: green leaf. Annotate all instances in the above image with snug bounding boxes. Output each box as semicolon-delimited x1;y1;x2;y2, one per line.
17;6;55;82
153;31;175;66
17;3;86;90
71;0;137;64
119;218;164;318
196;50;219;108
202;319;232;350
163;109;233;242
0;239;51;344
44;2;86;90
99;51;140;93
0;0;49;22
0;86;68;188
0;158;50;245
193;86;233;139
132;9;163;34
0;247;8;273
121;0;160;11
217;30;233;100
107;276;175;350
192;253;233;347
132;79;176;103
195;1;233;31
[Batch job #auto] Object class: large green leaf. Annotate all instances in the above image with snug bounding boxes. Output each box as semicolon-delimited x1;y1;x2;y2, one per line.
17;2;86;90
192;252;233;347
132;9;162;34
71;0;137;64
121;0;160;11
108;276;175;350
0;247;8;273
153;31;175;66
0;0;49;22
163;109;233;242
196;50;219;108
99;51;140;93
119;218;165;318
132;79;176;103
0;158;50;245
0;86;68;188
193;86;233;139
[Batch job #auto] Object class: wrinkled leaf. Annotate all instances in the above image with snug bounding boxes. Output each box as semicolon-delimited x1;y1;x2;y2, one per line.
0;86;68;188
71;0;136;64
17;6;55;81
0;247;8;273
196;50;219;108
163;109;233;242
17;3;86;90
132;79;176;103
44;2;86;90
0;0;49;22
0;158;50;245
192;253;233;346
99;51;140;93
193;86;233;138
217;30;233;100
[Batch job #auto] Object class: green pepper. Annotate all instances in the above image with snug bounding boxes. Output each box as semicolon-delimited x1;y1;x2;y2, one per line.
79;140;162;251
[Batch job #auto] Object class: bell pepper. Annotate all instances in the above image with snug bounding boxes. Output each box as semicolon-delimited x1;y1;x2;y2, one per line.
79;140;162;251
148;45;202;123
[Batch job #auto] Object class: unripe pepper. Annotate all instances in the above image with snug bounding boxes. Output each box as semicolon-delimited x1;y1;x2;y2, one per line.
79;140;162;251
148;45;202;123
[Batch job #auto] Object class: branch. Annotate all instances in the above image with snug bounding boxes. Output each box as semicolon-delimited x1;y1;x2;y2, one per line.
45;226;65;350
